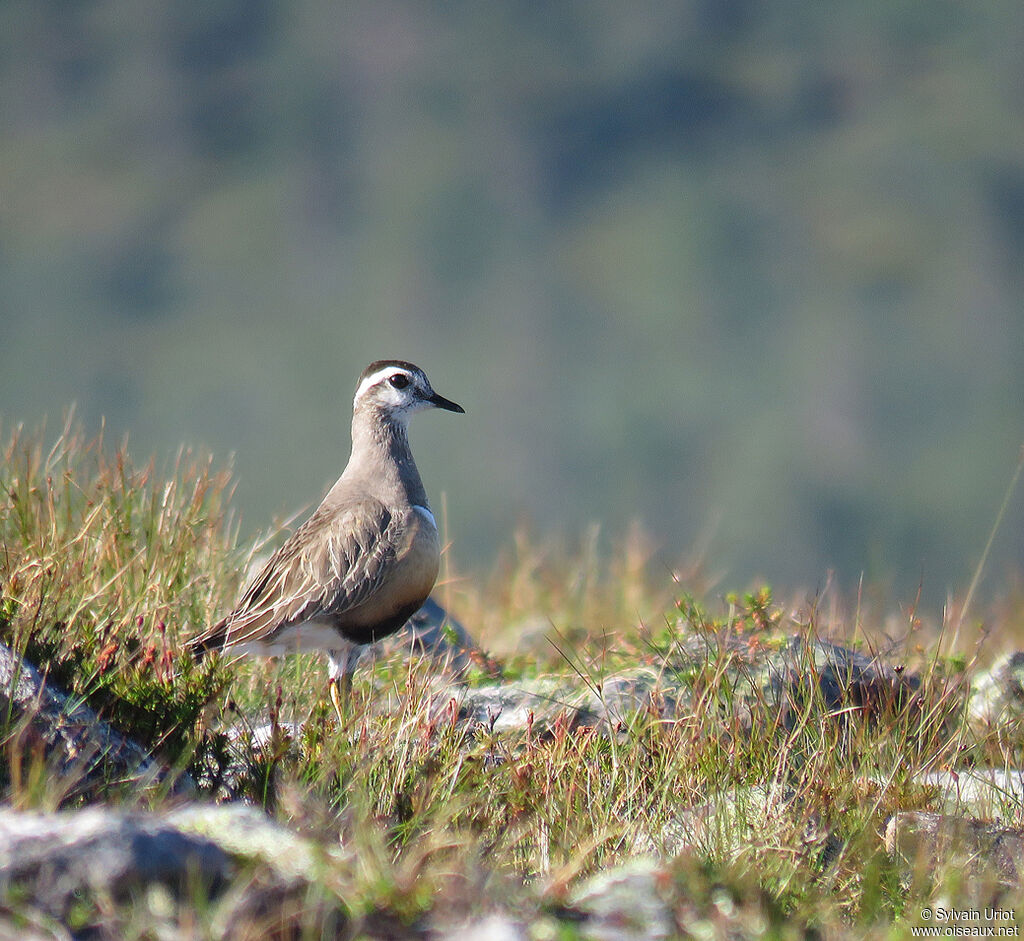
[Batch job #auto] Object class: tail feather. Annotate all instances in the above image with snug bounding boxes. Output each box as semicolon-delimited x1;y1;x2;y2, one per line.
187;617;229;657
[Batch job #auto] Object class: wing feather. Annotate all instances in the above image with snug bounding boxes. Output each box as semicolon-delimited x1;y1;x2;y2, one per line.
192;498;401;651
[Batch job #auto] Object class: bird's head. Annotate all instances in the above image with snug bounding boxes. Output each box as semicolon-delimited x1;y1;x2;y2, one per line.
353;360;464;424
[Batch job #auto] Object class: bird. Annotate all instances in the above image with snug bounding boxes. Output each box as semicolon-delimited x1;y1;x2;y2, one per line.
189;360;464;723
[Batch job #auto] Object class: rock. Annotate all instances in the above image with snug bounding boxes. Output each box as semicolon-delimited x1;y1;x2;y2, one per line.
573;666;683;730
429;634;919;743
702;635;919;725
166;803;345;883
434;667;684;739
969;652;1024;730
402;597;479;668
0;803;349;936
769;637;919;714
884;811;1024;887
915;769;1024;819
440;677;579;734
0;806;231;920
439;912;528;941
635;782;839;869
227;717;306;750
569;857;675;941
438;667;682;738
652;783;797;857
495;617;554;656
609;631;921;731
0;641;193;799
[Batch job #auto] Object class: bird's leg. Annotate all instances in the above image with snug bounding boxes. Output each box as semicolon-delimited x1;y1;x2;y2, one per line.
328;671;352;726
327;646;358;726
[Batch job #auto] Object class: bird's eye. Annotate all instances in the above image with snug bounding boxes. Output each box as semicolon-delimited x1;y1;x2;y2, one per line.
389;374;411;390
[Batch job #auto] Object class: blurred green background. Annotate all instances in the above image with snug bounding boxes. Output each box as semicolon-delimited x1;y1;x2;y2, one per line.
2;1;1023;610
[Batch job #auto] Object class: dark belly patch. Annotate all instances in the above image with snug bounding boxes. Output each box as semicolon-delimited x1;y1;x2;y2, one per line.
336;599;425;645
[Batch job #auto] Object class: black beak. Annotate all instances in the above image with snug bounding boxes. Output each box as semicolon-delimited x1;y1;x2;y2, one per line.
428;391;465;413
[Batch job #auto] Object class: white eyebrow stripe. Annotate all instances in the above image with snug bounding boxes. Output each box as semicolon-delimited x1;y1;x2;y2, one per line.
353;366;409;404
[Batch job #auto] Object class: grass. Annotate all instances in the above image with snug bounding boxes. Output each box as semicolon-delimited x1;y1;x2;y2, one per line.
2;418;1024;937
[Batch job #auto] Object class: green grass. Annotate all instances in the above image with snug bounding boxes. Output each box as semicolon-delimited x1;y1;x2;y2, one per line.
2;419;1024;937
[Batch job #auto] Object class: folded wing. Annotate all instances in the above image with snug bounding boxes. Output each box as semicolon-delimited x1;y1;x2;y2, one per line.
190;498;399;652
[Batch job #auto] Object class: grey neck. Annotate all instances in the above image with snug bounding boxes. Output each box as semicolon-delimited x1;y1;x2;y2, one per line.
341;406;429;508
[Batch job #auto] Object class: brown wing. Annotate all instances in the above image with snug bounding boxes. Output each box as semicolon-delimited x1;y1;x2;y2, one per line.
191;497;400;651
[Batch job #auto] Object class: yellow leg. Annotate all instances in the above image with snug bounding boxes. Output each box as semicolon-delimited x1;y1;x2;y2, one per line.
329;670;354;726
327;648;358;726
329;676;345;726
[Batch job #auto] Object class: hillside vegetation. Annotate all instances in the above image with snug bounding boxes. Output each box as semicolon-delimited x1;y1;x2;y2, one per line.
2;422;1024;937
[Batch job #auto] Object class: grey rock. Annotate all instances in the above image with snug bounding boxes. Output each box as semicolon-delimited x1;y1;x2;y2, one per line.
166;803;345;883
440;677;578;734
569;857;674;941
0;803;347;936
0;641;193;799
568;632;921;733
653;783;797;857
497;617;555;656
702;635;920;725
969;652;1024;730
636;782;839;869
403;597;479;668
436;668;682;738
0;807;231;918
916;769;1024;819
230;717;305;748
573;666;682;729
441;634;918;741
438;912;528;941
885;810;1024;887
768;636;918;711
